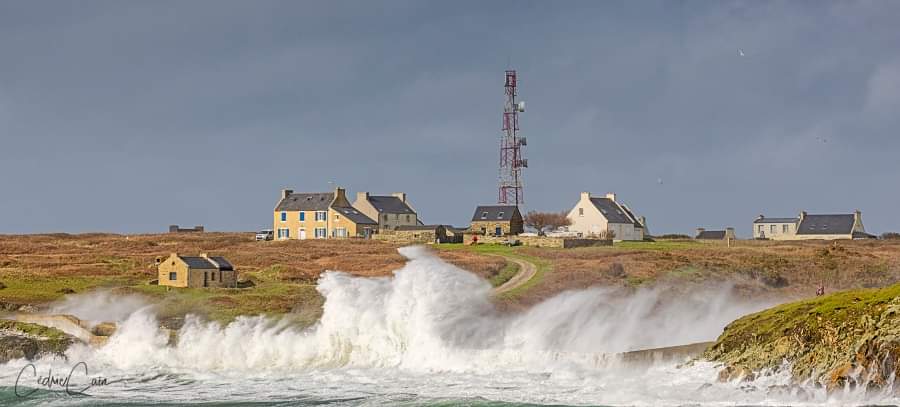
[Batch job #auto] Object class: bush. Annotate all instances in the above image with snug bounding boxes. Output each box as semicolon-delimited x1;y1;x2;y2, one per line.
0;281;6;290
881;232;900;240
606;263;626;278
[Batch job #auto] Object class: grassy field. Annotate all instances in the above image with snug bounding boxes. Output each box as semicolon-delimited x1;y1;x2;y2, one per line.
2;233;900;325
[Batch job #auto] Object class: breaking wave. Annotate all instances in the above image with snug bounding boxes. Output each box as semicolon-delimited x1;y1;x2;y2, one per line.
2;246;897;405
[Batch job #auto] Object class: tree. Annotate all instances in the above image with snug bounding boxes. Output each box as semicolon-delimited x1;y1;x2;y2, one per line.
524;211;572;236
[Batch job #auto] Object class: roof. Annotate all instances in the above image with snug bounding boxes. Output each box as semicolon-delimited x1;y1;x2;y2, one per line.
754;217;799;224
472;205;520;222
588;198;633;224
797;214;855;235
619;204;643;228
208;256;234;271
853;231;876;239
696;230;726;240
275;192;333;211
178;256;219;269
367;196;415;214
333;206;377;224
396;225;444;231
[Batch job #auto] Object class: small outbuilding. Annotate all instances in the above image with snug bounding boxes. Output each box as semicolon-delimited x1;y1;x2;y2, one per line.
695;227;737;241
157;253;237;288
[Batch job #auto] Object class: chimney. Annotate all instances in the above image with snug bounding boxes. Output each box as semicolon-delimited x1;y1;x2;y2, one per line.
580;192;591;201
281;189;293;200
200;253;209;258
356;191;369;203
639;216;647;227
332;187;351;207
756;214;764;221
170;252;178;259
606;192;616;201
391;192;407;202
800;210;807;222
696;227;706;237
854;209;862;227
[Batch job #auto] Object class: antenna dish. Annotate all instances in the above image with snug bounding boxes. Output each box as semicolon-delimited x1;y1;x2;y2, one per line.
517;101;526;112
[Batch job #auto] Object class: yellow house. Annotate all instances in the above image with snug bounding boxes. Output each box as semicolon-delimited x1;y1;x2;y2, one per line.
157;253;237;288
273;187;377;239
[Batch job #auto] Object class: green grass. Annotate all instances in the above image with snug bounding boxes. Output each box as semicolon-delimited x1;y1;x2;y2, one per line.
488;260;520;287
0;274;141;303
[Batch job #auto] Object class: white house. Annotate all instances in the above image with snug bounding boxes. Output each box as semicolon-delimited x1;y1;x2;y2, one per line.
753;210;874;240
566;192;647;241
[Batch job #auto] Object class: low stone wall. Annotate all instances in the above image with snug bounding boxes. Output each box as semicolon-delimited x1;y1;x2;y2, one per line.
461;234;611;249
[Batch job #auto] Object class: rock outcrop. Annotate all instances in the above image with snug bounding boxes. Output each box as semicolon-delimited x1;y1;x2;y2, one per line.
0;320;74;364
705;283;900;391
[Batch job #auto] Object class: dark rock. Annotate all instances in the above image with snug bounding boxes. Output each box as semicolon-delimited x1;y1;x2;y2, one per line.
0;281;6;290
57;288;76;294
236;279;256;288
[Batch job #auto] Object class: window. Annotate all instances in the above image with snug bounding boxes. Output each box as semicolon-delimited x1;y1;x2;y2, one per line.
481;212;488;219
280;212;287;222
770;225;776;234
168;272;177;280
498;212;505;219
315;227;327;239
211;272;215;281
406;214;411;222
335;228;347;238
758;225;763;233
315;211;327;221
579;208;584;216
334;214;340;221
299;212;305;221
277;228;290;239
783;224;789;233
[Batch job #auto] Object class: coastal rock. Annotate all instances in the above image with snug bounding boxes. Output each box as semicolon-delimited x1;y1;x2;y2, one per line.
705;284;900;391
0;320;74;364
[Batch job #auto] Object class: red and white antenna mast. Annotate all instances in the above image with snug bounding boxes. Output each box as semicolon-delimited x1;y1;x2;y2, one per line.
498;70;527;205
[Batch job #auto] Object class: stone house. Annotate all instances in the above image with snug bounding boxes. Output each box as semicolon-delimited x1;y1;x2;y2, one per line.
695;227;737;241
375;225;461;244
158;253;236;288
566;192;646;241
753;211;874;240
353;192;419;232
469;205;524;236
273;187;377;240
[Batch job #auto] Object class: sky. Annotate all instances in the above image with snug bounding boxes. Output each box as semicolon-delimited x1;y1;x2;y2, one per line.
1;1;899;236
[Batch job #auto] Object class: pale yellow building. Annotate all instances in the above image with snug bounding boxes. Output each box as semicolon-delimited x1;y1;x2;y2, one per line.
157;253;237;288
273;187;377;239
566;192;646;241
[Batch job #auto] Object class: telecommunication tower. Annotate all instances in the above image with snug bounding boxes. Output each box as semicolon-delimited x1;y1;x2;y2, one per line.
498;70;527;205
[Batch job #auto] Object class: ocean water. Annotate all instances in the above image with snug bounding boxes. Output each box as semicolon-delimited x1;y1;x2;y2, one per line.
0;246;895;406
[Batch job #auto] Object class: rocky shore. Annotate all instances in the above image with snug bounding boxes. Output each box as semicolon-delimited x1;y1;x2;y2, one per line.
0;320;74;364
705;283;900;391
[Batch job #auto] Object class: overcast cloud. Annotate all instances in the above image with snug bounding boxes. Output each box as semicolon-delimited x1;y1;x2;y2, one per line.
1;1;898;236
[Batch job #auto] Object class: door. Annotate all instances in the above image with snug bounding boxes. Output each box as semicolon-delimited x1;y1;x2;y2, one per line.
203;271;208;287
299;229;307;240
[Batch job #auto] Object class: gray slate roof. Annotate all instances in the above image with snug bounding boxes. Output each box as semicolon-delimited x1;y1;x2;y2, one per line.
275;193;334;211
696;230;726;240
208;256;234;271
588;198;633;224
333;206;377;225
754;217;799;224
178;256;232;270
368;196;415;214
797;214;855;235
472;205;520;221
619;204;643;228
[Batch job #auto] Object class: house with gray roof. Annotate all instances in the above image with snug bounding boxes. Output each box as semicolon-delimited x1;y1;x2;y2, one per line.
753;211;874;240
273;187;376;240
157;253;237;288
353;192;420;232
695;227;736;241
566;192;647;240
469;205;524;236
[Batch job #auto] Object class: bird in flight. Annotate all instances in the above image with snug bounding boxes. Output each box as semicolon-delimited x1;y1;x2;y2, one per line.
738;48;745;57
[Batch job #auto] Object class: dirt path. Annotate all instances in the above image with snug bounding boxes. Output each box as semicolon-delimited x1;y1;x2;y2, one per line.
492;256;537;296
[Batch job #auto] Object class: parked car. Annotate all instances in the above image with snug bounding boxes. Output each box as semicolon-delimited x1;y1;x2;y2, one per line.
255;229;274;241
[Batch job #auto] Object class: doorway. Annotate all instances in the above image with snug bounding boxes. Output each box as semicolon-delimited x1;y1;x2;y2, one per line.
299;228;307;240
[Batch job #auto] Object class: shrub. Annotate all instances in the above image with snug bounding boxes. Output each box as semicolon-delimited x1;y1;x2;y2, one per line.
606;263;626;278
881;232;900;240
655;234;692;240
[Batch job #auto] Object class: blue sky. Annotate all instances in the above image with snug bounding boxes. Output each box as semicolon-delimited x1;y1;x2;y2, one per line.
1;1;899;236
